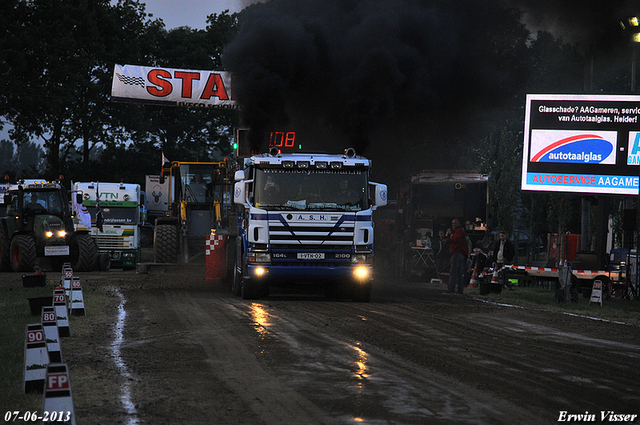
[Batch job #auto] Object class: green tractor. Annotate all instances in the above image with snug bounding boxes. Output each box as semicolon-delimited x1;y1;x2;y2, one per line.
0;179;96;272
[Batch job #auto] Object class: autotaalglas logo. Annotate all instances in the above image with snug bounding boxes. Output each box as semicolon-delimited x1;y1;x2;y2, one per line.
627;132;640;166
530;130;616;165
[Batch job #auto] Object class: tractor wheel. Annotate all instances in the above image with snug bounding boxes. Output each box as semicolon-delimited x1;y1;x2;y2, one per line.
10;235;37;272
155;224;179;263
0;229;10;271
70;234;97;272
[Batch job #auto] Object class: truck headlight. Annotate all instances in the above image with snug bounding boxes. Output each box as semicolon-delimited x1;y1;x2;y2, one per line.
58;230;66;238
249;252;271;263
353;266;370;280
254;266;268;277
45;231;53;238
351;254;372;264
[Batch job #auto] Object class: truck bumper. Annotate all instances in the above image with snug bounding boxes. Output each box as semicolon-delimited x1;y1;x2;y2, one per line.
101;249;139;269
246;264;373;283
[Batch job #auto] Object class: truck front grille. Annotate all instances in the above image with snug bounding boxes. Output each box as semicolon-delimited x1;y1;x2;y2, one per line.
94;235;134;249
268;222;354;247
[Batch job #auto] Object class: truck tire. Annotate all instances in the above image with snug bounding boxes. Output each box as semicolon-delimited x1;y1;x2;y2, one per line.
232;239;243;296
140;226;154;247
95;252;111;271
70;234;97;272
10;235;37;272
352;281;372;302
155;224;179;263
0;228;10;271
241;277;261;300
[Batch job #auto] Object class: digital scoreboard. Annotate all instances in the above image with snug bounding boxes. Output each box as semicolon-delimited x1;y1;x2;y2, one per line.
235;128;301;156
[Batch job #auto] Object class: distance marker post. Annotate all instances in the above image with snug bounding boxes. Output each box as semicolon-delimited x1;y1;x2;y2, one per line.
23;324;49;393
42;306;62;363
61;266;73;298
70;277;85;316
53;287;70;337
43;363;76;425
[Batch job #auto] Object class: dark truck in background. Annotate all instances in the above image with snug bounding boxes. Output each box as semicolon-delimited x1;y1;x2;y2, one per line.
396;171;489;278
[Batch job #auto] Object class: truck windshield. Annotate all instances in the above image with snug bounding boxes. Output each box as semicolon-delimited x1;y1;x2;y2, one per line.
87;206;138;225
22;190;64;216
254;169;368;211
179;163;227;204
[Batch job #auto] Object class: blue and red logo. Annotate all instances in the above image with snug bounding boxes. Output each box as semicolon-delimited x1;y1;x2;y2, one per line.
530;131;615;164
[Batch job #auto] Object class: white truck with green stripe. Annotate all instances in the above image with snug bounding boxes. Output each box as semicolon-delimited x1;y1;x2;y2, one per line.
74;182;141;270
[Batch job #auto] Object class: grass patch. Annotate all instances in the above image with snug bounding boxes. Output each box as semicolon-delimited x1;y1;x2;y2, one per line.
0;278;53;413
468;284;640;325
0;273;118;415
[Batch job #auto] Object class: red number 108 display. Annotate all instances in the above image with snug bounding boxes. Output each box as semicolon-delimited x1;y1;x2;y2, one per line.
267;132;295;148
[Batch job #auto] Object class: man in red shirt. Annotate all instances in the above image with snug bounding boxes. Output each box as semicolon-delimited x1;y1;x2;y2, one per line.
446;218;468;294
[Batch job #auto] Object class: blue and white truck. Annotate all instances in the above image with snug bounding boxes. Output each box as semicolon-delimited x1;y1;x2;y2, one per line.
232;148;387;301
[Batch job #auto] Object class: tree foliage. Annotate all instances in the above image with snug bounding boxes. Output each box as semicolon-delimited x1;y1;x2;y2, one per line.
0;139;44;177
0;0;633;239
1;2;239;186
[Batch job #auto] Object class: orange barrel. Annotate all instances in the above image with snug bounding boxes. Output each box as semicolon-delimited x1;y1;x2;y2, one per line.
206;231;227;284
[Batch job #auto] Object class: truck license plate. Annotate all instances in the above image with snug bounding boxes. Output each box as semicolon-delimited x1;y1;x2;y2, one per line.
297;253;325;260
45;246;70;256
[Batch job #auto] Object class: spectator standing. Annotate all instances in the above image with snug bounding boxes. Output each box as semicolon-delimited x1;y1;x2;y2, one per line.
492;230;515;269
446;218;468;294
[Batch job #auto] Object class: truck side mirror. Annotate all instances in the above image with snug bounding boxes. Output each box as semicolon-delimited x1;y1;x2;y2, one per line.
76;193;83;205
234;170;245;181
233;181;246;205
371;183;388;210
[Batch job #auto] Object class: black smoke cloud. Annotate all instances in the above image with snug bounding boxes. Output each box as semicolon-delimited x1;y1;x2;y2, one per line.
221;0;633;187
223;0;526;148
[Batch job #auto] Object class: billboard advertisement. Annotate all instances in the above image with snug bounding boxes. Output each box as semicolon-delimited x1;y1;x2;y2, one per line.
111;64;237;109
522;94;640;195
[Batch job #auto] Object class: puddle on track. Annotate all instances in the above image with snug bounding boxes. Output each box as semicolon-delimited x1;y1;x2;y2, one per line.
111;288;139;425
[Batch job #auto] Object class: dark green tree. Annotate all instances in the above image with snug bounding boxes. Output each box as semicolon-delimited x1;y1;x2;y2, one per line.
478;124;523;235
0;140;14;175
1;0;151;179
478;30;589;236
124;13;240;163
0;139;43;176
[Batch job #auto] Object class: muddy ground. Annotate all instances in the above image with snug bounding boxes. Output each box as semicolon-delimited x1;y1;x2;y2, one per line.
39;265;640;424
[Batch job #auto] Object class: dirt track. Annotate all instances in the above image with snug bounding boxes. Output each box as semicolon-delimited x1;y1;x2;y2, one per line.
59;267;640;425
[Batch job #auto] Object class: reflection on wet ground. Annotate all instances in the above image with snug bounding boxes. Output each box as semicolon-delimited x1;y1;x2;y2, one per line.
111;288;139;425
241;301;512;424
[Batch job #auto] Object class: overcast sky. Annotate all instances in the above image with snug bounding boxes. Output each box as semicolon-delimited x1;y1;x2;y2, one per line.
143;0;262;29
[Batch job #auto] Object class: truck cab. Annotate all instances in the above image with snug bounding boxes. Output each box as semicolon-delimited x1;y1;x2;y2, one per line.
74;182;141;270
233;148;387;301
153;161;233;263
